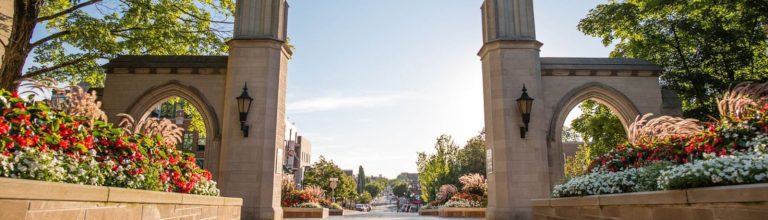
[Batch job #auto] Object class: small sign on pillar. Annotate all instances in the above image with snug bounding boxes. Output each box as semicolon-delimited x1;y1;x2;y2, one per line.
486;148;493;174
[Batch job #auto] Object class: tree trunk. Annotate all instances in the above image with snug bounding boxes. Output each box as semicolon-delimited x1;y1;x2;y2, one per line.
0;0;42;91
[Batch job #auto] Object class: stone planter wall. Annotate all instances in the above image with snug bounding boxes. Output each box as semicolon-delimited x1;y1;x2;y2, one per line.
0;177;242;220
328;209;344;216
282;207;329;218
418;209;438;216
533;183;768;220
438;207;486;218
419;207;486;217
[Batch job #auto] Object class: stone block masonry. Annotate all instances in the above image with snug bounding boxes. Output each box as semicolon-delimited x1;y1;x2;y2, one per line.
0;177;242;220
532;183;768;220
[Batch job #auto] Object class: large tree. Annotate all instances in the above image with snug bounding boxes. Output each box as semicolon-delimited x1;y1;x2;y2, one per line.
302;156;357;201
570;100;627;157
579;0;768;120
563;100;627;177
416;134;460;202
391;180;409;198
364;183;381;198
456;130;486;176
0;0;235;90
356;166;366;194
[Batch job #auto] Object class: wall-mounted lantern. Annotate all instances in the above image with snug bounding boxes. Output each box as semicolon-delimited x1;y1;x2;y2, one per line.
516;84;534;139
236;83;254;137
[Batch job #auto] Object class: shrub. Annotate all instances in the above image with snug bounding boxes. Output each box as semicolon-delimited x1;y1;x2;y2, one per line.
293;202;322;208
554;82;768;197
442;199;483;208
634;161;674;192
658;152;768;190
0;90;218;195
458;173;486;197
434;184;457;204
329;203;342;210
281;179;329;207
552;168;638;198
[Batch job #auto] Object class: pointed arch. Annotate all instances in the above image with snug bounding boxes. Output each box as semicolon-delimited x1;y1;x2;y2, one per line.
548;82;641;141
125;81;222;178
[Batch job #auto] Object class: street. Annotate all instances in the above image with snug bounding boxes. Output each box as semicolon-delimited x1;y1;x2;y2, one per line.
292;196;482;220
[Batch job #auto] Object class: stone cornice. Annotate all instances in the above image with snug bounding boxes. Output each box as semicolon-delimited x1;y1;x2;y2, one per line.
541;57;663;77
477;39;543;58
227;38;294;58
103;55;228;75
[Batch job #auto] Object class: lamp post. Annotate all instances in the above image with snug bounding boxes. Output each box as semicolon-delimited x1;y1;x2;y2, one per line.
516;84;534;138
329;178;339;203
236;83;254;137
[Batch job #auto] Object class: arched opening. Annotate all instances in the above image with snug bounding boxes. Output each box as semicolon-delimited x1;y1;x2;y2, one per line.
547;83;641;186
146;97;209;167
560;100;628;178
126;81;222;180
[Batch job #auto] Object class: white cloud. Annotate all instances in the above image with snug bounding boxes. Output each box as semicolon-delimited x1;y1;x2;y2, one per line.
287;94;403;113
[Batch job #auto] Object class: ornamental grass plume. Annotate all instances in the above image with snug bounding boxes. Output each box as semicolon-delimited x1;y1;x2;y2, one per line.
59;86;107;123
458;173;487;196
436;184;458;203
628;113;703;146
718;82;768;120
304;185;325;198
17;78;107;125
117;114;184;146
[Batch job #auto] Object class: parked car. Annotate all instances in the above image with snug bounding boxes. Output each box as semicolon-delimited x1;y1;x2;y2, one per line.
355;204;371;212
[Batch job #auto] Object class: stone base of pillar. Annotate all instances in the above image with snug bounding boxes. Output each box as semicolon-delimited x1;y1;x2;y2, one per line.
243;206;283;220
487;206;533;220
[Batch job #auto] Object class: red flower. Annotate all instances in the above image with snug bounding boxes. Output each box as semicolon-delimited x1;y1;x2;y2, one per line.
0;121;9;135
83;136;94;150
115;139;125;149
160;171;169;182
13;114;30;125
703;144;715;153
59;140;70;149
13;135;31;148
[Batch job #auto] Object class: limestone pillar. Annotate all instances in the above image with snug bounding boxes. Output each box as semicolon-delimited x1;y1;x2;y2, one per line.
219;0;291;219
480;0;550;219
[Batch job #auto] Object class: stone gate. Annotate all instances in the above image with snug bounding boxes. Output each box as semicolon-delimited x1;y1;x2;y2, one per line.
100;0;678;219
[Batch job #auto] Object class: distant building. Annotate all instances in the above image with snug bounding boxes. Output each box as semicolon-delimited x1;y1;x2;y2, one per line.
283;119;312;187
343;170;354;179
149;101;206;168
397;172;421;197
290;136;312;186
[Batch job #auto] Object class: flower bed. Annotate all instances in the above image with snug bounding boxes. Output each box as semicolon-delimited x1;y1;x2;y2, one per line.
420;173;487;217
0;90;218;195
0;177;241;220
554;82;768;198
534;183;768;220
280;178;340;213
283;207;329;219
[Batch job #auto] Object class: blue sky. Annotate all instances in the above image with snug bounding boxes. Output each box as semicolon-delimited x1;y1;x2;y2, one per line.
285;0;612;178
26;0;612;178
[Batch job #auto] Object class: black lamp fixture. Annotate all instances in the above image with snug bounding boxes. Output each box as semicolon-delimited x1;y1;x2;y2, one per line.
236;83;254;137
516;84;534;139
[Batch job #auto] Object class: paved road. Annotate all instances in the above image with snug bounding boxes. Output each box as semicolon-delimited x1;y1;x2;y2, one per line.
293;196;482;220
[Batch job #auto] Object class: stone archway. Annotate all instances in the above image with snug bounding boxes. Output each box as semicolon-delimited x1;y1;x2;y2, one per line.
549;82;641;139
545;82;642;185
125;81;223;179
95;0;679;219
